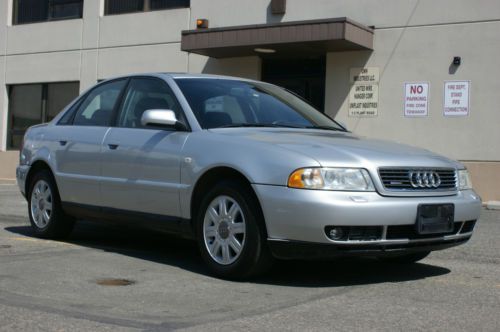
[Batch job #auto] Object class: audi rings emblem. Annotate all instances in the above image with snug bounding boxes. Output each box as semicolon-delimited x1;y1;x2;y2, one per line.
408;171;441;188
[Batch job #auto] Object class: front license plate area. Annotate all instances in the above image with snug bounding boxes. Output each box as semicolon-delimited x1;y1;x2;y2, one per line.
416;204;455;235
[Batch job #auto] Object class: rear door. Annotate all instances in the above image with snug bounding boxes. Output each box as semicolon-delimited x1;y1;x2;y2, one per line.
100;77;189;217
54;79;127;206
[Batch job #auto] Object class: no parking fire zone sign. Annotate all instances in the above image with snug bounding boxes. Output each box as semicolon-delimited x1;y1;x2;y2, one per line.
404;82;429;117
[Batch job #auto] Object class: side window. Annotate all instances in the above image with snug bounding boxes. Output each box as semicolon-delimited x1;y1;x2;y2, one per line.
73;80;126;126
117;78;184;129
58;96;83;125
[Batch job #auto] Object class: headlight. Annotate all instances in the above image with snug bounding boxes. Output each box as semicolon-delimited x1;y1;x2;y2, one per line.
288;168;375;191
458;169;472;190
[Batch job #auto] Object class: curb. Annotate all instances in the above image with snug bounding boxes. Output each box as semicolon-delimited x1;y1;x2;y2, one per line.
484;201;500;211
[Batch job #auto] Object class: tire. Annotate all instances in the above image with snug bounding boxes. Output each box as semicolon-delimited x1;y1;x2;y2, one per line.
27;169;75;239
195;180;273;279
379;251;431;264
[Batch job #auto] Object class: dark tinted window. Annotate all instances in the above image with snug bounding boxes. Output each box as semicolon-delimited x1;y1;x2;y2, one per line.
151;0;190;10
13;0;83;25
105;0;189;15
105;0;143;15
73;80;126;127
117;78;184;129
8;82;80;149
8;85;43;149
50;0;84;20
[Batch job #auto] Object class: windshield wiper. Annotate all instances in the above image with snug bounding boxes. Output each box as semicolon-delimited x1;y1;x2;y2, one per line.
215;123;347;131
306;125;346;132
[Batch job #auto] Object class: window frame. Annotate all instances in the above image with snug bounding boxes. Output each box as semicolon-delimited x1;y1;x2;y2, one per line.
104;0;190;16
69;78;129;127
113;76;191;131
12;0;84;26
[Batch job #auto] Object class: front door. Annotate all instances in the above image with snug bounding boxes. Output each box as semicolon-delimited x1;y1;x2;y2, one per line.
261;56;326;112
100;77;189;218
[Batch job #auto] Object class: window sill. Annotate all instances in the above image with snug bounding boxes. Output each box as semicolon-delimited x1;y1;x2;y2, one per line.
104;7;189;17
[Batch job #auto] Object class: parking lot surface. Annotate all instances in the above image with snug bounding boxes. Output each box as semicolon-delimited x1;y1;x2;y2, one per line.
0;182;499;331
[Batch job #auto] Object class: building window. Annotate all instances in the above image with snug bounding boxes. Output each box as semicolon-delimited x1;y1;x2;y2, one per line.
105;0;189;15
13;0;83;25
7;82;80;149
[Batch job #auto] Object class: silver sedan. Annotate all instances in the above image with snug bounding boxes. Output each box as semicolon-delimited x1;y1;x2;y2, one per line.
16;73;482;279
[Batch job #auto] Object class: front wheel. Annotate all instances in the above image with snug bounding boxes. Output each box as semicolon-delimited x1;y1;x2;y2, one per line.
28;170;75;239
196;180;273;279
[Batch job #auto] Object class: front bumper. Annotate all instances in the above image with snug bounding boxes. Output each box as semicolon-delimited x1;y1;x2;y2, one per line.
268;235;471;259
252;184;481;254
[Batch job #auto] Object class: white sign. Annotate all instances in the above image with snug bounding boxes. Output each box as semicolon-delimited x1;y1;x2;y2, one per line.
349;84;379;117
444;81;470;116
350;67;379;84
404;82;429;117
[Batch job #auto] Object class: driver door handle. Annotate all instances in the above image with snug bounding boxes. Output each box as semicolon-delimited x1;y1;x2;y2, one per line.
107;143;119;150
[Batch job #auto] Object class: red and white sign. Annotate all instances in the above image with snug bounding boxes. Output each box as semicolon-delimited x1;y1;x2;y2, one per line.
404;82;429;117
444;81;470;116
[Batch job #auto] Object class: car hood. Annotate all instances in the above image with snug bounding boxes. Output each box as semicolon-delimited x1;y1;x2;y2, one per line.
209;128;463;169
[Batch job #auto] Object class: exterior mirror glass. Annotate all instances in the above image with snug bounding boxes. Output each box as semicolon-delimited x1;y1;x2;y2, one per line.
141;109;187;130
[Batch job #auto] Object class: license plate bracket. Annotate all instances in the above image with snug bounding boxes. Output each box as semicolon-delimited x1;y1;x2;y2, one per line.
416;204;455;235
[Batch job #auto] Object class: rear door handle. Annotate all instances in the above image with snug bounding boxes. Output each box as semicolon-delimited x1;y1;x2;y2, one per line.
107;143;119;150
59;140;67;146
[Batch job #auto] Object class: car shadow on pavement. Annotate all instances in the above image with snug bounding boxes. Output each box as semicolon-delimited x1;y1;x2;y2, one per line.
5;220;450;288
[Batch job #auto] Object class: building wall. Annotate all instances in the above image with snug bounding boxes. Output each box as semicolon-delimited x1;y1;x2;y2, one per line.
0;0;498;200
326;21;500;162
190;0;500;28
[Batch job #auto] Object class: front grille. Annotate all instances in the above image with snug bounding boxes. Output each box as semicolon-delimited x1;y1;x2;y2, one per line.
386;222;462;240
379;168;457;191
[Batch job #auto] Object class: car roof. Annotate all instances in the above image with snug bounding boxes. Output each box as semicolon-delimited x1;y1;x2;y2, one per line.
100;72;259;84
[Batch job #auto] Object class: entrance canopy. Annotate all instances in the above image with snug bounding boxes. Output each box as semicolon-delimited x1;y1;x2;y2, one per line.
181;18;373;58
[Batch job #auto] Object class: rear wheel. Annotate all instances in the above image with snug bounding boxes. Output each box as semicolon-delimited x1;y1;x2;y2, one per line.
379;251;430;264
28;170;75;239
196;180;273;279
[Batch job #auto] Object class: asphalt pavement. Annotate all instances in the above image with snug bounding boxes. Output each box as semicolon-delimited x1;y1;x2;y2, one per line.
0;181;499;331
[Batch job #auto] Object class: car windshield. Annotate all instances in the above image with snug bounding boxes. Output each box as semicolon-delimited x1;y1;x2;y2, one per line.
174;78;345;131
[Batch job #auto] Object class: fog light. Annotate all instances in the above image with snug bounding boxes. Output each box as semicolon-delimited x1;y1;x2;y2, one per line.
329;227;344;240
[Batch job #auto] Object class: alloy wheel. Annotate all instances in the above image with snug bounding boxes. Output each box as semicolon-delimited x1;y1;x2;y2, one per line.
30;180;53;228
203;195;246;265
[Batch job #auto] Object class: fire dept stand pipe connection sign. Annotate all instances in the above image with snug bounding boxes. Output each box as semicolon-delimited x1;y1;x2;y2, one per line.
404;82;429;117
444;81;470;116
349;67;379;117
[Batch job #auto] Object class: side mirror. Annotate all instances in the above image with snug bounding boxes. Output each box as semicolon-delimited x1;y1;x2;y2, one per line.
141;109;187;131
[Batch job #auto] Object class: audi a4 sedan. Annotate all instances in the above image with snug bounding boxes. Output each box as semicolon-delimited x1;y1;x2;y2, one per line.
17;73;482;279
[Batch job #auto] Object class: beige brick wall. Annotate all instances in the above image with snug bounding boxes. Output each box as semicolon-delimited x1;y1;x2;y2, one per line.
0;151;18;179
463;162;500;202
